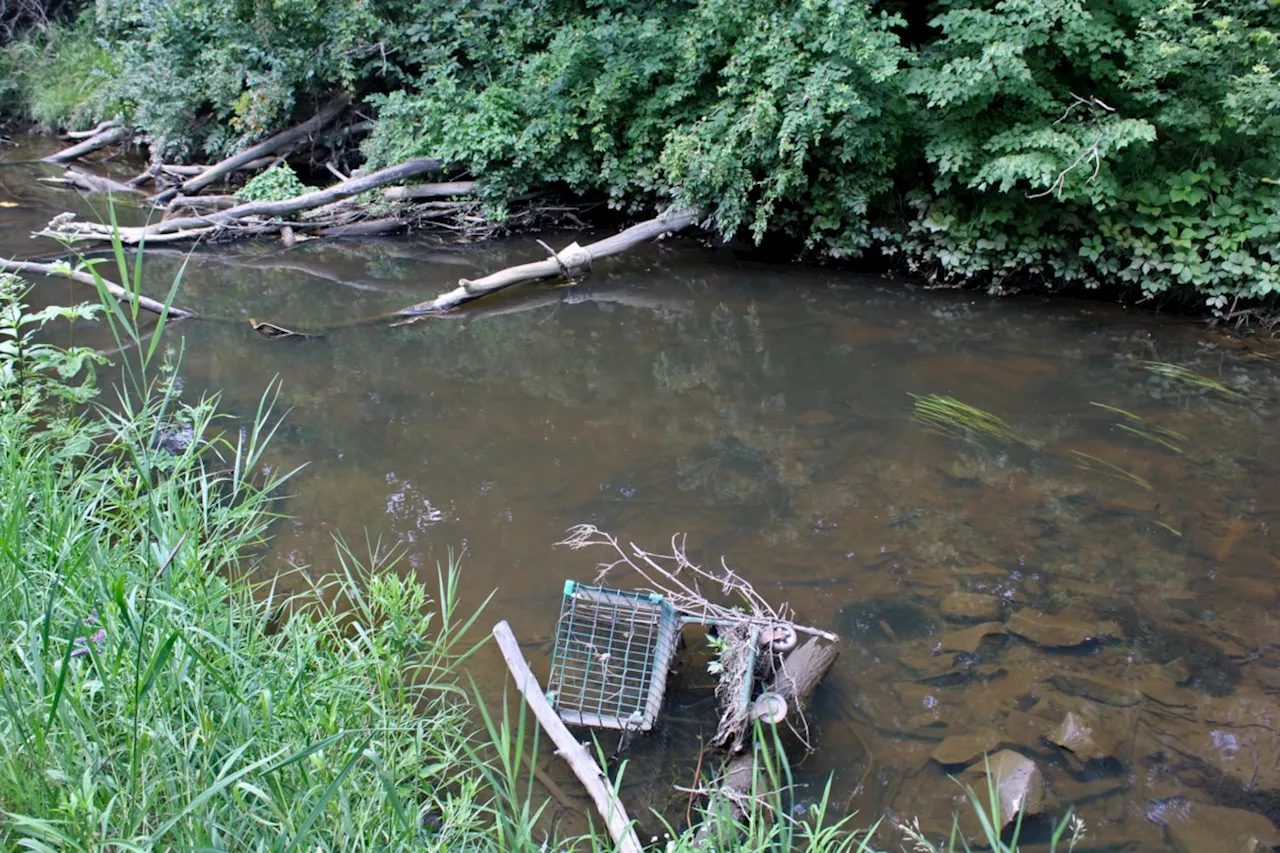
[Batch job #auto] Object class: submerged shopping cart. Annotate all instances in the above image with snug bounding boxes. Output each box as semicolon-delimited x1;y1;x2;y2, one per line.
546;581;792;736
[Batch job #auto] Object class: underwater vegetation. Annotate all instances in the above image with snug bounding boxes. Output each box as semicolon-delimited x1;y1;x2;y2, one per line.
1141;361;1243;399
1089;402;1186;454
909;394;1026;448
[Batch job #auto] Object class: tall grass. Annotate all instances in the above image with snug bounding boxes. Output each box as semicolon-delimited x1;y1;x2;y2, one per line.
0;248;486;848
0;16;121;130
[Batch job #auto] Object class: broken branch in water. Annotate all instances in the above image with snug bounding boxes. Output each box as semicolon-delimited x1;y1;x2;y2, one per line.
37;157;443;245
558;524;836;642
42;125;128;164
40;168;141;196
492;620;643;853
152;93;351;203
399;209;699;315
0;257;195;319
61;120;119;141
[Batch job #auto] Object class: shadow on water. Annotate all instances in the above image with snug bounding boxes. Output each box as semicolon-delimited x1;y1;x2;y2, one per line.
7;135;1280;848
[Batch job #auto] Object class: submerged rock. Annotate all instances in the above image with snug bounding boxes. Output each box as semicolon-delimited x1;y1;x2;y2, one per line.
834;596;938;643
1006;607;1122;648
940;591;1003;623
1051;671;1143;707
968;750;1046;828
938;621;1006;654
1048;711;1116;761
1098;604;1240;696
1163;801;1280;853
930;729;1002;766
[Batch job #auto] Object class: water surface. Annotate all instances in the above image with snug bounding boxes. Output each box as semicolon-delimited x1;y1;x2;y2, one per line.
5;137;1280;850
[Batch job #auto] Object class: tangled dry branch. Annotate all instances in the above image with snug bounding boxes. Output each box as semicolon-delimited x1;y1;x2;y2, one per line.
557;524;836;642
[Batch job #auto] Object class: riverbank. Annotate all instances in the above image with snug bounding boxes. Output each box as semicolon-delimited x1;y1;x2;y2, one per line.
3;0;1278;315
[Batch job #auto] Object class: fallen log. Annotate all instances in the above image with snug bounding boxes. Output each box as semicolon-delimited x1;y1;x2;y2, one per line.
383;181;477;200
157;94;350;201
39;157;443;245
40;169;141;195
0;258;194;319
42;126;128;164
492;620;643;853
694;755;759;846
62;120;119;141
399;208;699;315
167;194;239;214
691;640;839;847
321;218;405;237
766;637;839;713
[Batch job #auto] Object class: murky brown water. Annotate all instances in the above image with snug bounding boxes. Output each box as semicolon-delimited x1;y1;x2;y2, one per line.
6;136;1280;850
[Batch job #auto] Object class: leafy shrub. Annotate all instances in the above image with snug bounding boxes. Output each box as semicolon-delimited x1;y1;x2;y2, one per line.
236;162;308;202
92;0;385;158
894;0;1280;308
0;272;103;411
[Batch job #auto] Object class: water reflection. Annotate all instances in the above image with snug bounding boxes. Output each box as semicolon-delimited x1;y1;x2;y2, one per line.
5;137;1280;848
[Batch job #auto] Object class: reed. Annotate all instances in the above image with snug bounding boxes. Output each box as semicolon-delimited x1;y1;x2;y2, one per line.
910;393;1026;447
1071;450;1154;491
1141;360;1244;399
1090;402;1186;453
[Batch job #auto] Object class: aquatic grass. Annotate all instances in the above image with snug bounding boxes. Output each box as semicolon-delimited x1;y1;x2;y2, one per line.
1070;450;1153;491
1141;360;1245;399
910;394;1027;448
1089;402;1186;454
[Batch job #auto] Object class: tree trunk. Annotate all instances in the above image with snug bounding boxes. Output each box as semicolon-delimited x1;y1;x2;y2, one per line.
0;259;194;319
766;638;839;711
157;94;350;201
41;158;443;244
400;209;699;315
42;126;127;164
383;181;477;200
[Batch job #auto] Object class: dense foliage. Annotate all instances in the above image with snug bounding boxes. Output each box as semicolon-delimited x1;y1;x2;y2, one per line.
3;0;1278;309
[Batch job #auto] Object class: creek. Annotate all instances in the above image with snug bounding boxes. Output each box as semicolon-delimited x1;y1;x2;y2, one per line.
5;135;1280;851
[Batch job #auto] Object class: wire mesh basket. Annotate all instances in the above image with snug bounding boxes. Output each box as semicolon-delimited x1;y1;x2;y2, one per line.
547;581;681;731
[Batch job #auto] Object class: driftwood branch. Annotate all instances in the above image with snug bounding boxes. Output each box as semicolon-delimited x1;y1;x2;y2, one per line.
0;258;194;319
40;158;443;245
40;169;141;195
62;120;119;141
400;209;699;315
158;94;350;201
492;621;643;853
42;126;128;164
766;638;839;711
382;181;477;200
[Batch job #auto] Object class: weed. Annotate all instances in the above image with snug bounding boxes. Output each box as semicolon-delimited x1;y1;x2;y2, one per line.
911;393;1027;448
1090;402;1186;453
1141;361;1244;399
1071;450;1153;491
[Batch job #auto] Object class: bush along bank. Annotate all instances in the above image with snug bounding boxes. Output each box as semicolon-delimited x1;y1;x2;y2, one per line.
4;0;1278;314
